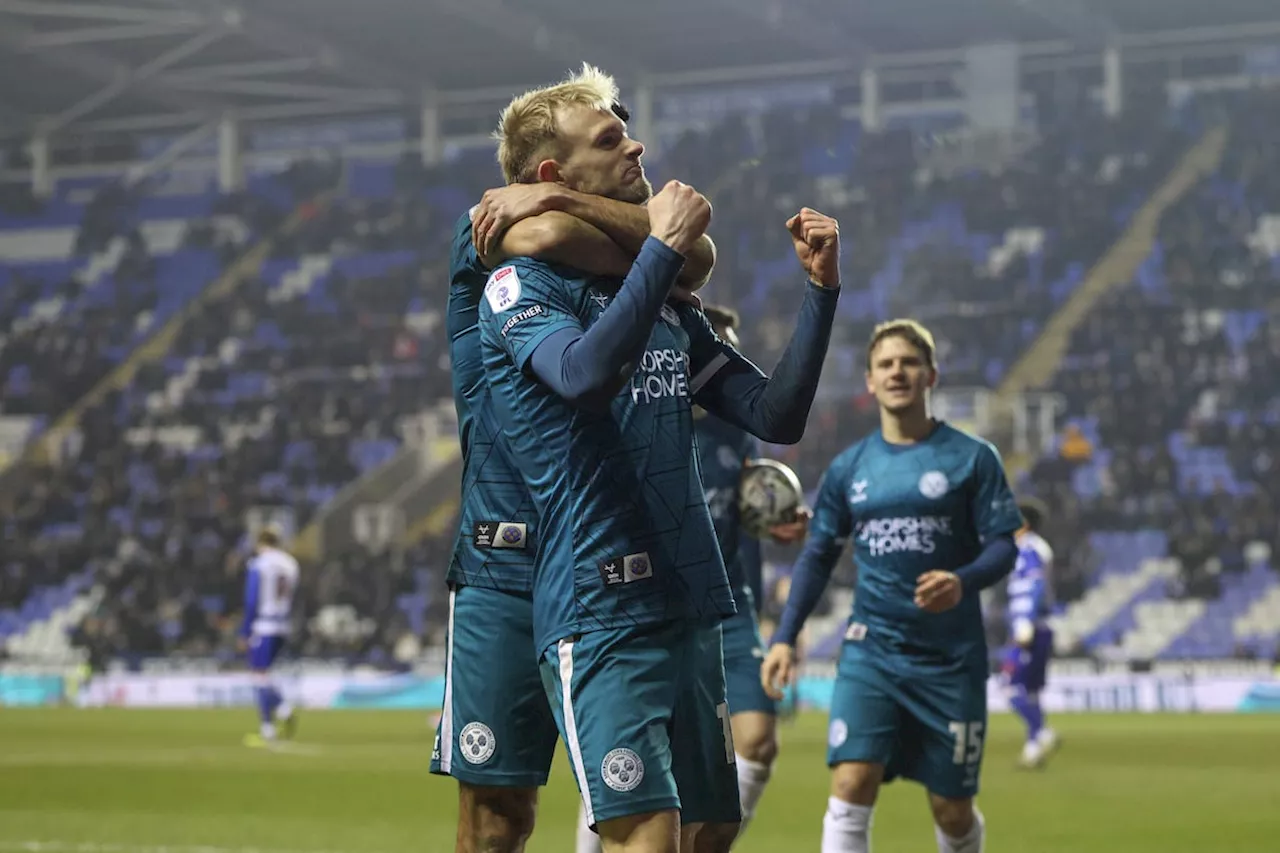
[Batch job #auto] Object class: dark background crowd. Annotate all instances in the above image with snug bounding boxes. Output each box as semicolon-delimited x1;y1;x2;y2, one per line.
3;80;1279;670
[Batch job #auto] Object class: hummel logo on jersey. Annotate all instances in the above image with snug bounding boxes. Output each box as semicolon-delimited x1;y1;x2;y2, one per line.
598;552;654;587
660;304;680;326
474;521;528;549
850;479;869;504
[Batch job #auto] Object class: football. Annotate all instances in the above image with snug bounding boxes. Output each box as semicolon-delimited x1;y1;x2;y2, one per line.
739;458;805;539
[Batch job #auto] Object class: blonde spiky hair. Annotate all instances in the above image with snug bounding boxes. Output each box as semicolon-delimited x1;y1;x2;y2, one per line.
494;63;621;184
866;319;938;371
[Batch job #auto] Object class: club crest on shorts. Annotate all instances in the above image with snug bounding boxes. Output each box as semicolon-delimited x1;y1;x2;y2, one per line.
601;747;644;792
459;721;496;764
918;470;948;499
828;718;849;748
599;552;653;586
474;521;527;549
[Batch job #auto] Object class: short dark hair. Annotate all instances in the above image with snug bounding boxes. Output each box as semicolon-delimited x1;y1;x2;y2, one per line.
702;304;740;331
866;319;937;371
1017;498;1047;532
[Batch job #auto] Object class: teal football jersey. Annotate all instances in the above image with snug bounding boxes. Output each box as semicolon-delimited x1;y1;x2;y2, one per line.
809;423;1021;668
477;258;738;651
695;415;762;610
445;211;539;593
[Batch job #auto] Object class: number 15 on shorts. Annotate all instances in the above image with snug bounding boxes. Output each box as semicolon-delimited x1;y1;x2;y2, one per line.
948;721;984;765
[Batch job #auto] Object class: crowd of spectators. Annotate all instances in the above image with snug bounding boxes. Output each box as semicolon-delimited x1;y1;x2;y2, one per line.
3;166;455;668
4;86;1279;668
1022;88;1280;645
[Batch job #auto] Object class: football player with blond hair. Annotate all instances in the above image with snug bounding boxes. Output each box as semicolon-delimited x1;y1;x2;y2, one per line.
473;63;842;853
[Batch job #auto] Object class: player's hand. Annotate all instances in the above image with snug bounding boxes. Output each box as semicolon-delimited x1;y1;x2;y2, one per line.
786;208;840;288
235;636;248;654
648;180;711;256
915;570;962;613
472;183;563;257
761;642;797;700
768;506;812;544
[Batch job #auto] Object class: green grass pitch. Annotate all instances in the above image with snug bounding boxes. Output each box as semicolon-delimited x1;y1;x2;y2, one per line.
0;709;1275;852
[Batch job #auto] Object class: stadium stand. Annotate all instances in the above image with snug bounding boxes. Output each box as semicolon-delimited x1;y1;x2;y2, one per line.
703;102;1193;494
1025;88;1280;662
0;162;343;666
2;83;1279;671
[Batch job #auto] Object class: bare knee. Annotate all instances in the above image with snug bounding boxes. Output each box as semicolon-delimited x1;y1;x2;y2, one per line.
736;731;778;768
830;761;883;807
599;809;679;853
457;784;537;853
929;794;974;839
730;712;779;767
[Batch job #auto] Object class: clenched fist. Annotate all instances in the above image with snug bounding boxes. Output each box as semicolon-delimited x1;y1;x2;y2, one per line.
648;180;711;256
787;207;840;288
915;570;962;613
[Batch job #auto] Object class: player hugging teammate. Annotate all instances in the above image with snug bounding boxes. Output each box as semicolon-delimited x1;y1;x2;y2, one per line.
433;62;840;853
431;60;1027;853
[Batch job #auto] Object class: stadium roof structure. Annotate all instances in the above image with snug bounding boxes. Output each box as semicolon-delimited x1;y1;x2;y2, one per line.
2;0;1280;143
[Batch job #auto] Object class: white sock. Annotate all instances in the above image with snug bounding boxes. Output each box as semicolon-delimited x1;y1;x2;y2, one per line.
821;796;873;853
260;722;277;740
736;755;772;833
276;701;294;720
576;803;601;853
935;806;984;853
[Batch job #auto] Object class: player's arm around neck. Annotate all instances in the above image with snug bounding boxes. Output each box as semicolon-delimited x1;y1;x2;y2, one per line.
523;182;709;404
550;185;717;288
481;211;632;277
